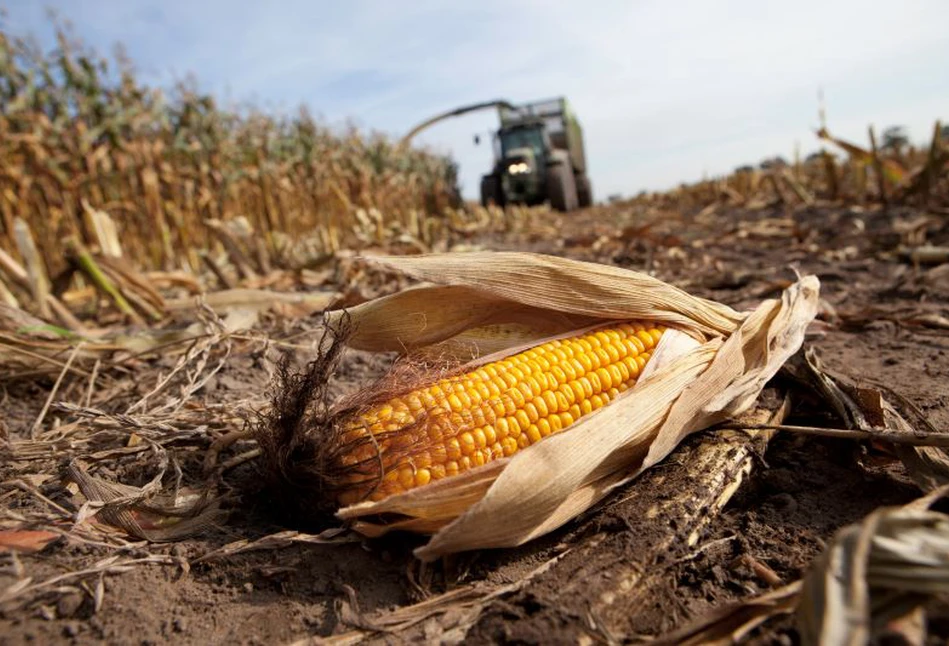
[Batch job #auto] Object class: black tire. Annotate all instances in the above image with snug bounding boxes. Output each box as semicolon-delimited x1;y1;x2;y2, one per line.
546;164;578;212
576;174;593;208
480;174;503;208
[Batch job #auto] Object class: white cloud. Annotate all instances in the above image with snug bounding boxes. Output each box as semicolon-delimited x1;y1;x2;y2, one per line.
7;0;949;199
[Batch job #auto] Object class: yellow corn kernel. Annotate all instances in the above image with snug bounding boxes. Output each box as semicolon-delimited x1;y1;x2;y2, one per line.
605;342;622;362
472;427;487;449
533;395;549;418
550;365;567;384
587;372;602;394
446;437;461;460
486;380;502;397
549;414;563;432
543;390;559;415
412;451;432;469
636;330;655;349
470;406;488;427
506;416;521;437
627;335;646;354
474;381;491;400
459;431;476;455
537;418;552;437
623;356;640;378
578;376;593;398
496;417;510;439
456;389;473;409
607;364;624;388
526;425;542;443
490;398;507;418
501;436;518;456
596;367;613;391
398;467;415;490
524;402;539;424
577;352;594;373
508;387;525;410
514;410;531;433
415;468;431;487
594;347;610;368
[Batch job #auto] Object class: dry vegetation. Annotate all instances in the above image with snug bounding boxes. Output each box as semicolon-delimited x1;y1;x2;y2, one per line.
0;18;946;332
2;15;949;646
629;118;947;216
0;18;461;282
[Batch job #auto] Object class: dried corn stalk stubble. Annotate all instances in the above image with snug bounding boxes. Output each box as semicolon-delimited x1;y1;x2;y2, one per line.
259;252;820;560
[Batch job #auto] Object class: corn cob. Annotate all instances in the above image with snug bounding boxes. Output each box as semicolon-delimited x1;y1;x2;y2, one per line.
334;322;665;506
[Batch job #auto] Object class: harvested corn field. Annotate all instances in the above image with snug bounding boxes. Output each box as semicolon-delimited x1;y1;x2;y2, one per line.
4;192;949;643
4;11;949;646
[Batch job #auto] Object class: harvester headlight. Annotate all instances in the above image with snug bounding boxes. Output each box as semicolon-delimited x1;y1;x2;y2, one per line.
507;162;530;175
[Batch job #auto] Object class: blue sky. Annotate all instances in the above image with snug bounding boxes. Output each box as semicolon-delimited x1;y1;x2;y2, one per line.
4;1;948;200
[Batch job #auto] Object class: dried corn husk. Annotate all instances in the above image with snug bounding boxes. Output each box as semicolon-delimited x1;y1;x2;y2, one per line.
314;251;819;560
643;487;949;646
797;485;949;645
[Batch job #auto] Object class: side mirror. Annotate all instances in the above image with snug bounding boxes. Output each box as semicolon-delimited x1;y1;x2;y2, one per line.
473;134;481;146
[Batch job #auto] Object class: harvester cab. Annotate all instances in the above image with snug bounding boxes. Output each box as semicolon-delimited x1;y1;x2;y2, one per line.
489;121;551;207
400;96;592;212
478;98;592;211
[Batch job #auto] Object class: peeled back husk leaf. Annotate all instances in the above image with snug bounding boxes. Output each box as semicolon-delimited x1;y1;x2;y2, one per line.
328;251;744;356
322;251;819;560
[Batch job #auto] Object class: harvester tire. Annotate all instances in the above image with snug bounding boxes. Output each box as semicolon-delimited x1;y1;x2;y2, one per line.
480;174;503;208
547;164;578;212
576;174;593;208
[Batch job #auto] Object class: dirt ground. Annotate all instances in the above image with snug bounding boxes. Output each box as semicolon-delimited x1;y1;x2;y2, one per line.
2;202;948;644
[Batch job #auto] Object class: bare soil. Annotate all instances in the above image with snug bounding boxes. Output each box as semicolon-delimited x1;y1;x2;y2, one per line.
2;203;948;644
